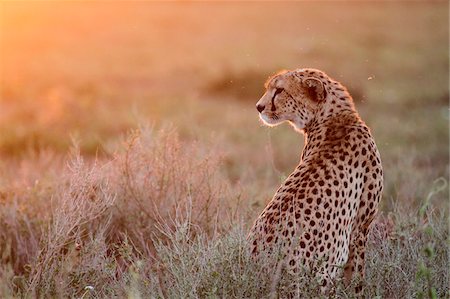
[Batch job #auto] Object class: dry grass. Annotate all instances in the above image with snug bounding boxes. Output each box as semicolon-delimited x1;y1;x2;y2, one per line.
0;128;448;298
0;128;239;297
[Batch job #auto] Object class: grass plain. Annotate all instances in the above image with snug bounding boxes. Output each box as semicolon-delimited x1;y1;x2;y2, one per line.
0;2;448;298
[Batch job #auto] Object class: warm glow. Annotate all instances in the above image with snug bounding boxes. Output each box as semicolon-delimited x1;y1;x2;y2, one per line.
0;2;448;297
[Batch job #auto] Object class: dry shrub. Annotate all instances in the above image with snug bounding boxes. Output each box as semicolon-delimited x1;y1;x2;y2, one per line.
26;152;115;297
0;152;61;292
109;126;232;255
0;191;41;277
1;126;236;298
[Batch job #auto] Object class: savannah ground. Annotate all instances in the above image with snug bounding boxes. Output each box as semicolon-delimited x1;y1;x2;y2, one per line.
0;2;448;298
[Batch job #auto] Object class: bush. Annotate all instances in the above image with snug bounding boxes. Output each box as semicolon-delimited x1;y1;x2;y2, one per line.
0;127;236;297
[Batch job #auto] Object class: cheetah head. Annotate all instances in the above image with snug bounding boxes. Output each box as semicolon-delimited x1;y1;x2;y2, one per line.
256;69;327;132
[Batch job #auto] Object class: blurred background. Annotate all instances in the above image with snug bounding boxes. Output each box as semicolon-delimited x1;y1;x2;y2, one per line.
1;1;448;209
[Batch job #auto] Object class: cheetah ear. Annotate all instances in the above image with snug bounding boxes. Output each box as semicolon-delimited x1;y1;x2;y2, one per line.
303;77;327;102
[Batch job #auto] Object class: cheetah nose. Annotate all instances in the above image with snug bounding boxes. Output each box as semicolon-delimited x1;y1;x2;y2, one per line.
256;104;265;113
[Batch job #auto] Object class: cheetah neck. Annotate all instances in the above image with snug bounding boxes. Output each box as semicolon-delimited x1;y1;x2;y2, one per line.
304;80;357;134
302;88;361;160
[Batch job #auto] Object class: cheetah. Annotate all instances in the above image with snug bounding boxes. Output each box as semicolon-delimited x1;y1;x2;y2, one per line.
248;68;383;295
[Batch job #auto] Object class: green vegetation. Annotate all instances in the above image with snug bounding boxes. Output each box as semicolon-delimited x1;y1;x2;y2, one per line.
0;2;448;298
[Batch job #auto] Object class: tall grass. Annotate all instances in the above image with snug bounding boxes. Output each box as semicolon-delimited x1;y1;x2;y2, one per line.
0;128;448;298
0;127;237;297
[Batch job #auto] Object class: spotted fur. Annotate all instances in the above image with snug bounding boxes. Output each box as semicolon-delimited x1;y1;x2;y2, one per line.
249;68;383;294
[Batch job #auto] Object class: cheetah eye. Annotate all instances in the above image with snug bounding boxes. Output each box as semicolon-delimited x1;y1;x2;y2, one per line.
272;88;283;100
270;88;283;112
